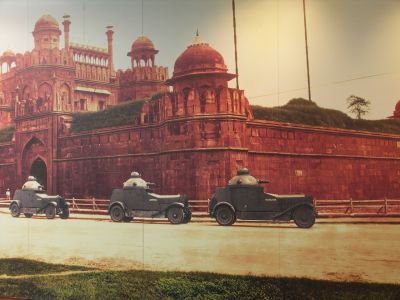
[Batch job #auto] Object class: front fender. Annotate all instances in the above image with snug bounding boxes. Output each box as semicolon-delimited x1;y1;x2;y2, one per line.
274;203;316;219
211;202;235;217
108;201;128;214
164;202;185;217
9;200;21;210
44;201;58;209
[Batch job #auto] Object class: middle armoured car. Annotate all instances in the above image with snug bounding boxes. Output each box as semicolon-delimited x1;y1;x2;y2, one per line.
209;168;316;228
108;172;192;224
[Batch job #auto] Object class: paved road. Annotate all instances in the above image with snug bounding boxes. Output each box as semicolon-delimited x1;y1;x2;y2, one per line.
0;211;399;284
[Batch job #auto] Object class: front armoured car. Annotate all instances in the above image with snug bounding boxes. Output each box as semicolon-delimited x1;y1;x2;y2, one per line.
209;168;316;228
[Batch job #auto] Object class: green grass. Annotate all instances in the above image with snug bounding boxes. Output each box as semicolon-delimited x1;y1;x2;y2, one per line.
0;126;15;143
70;100;145;132
252;98;400;134
0;258;91;276
0;259;399;300
150;91;167;101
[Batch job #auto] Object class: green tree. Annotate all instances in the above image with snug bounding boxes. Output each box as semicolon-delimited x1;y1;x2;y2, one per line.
346;95;370;119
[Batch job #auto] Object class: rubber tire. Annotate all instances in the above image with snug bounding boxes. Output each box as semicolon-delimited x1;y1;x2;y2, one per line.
215;205;236;226
24;213;33;218
167;206;184;224
59;207;70;219
45;205;56;219
293;206;315;228
182;211;192;224
110;205;125;222
10;203;20;218
123;216;133;222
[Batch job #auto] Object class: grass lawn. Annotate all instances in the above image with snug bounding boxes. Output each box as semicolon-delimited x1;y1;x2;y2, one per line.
70;100;145;132
0;259;399;299
252;98;400;134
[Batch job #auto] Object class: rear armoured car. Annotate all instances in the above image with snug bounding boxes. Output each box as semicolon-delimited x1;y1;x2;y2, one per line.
209;168;316;228
9;184;69;220
108;171;191;224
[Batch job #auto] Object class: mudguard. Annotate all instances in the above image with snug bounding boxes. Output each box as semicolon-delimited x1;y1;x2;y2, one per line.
211;202;235;217
108;201;128;214
164;202;185;217
9;200;21;209
274;203;315;219
42;201;58;211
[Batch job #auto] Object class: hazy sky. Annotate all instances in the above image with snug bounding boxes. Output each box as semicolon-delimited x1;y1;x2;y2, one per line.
0;0;399;119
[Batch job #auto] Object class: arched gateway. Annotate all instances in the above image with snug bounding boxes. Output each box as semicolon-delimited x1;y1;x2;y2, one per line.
21;137;49;190
30;158;47;189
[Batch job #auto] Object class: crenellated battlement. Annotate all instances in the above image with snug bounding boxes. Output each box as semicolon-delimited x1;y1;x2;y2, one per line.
117;66;168;83
13;49;74;69
135;87;252;127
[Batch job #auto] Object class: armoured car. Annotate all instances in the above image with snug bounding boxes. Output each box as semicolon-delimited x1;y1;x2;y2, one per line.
209;168;316;228
9;176;70;219
108;172;192;224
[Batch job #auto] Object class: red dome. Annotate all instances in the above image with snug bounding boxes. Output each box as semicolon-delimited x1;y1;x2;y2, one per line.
173;42;227;77
34;15;60;32
131;36;155;51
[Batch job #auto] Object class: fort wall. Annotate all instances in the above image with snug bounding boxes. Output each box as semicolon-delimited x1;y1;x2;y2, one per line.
47;117;400;200
247;121;400;200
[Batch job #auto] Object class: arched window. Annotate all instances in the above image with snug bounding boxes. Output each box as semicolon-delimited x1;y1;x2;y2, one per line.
38;83;52;112
182;87;191;114
60;83;71;110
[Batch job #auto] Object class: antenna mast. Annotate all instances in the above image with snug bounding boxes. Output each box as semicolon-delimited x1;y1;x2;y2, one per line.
232;0;239;90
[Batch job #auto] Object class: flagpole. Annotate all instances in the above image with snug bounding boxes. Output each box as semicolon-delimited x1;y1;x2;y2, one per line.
232;0;239;90
303;0;312;101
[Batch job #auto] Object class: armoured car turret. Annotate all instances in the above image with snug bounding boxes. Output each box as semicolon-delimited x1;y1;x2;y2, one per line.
108;171;192;224
209;168;316;228
9;176;69;219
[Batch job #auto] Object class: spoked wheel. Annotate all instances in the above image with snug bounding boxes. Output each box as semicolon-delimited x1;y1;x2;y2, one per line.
24;213;33;218
167;206;184;224
45;205;56;219
182;210;192;224
59;207;70;219
123;216;133;222
10;203;20;218
293;206;315;228
215;206;236;226
110;205;125;222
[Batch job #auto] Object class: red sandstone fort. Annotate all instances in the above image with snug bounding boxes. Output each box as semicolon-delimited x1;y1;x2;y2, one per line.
0;15;399;200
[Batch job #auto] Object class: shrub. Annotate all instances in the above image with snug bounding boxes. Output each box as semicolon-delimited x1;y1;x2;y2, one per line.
0;126;15;143
252;98;400;134
71;100;145;132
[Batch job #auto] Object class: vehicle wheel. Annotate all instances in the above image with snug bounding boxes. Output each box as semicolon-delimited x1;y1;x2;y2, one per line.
123;216;133;222
293;206;315;228
110;205;125;222
10;203;20;218
215;205;236;226
45;205;56;219
167;206;184;224
59;207;70;219
24;213;33;218
182;210;192;224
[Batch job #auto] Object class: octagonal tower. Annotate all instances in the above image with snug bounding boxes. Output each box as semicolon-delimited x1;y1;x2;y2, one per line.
166;32;252;118
33;15;62;50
